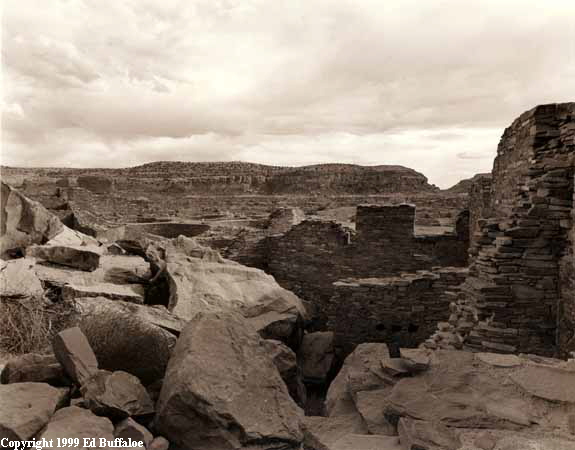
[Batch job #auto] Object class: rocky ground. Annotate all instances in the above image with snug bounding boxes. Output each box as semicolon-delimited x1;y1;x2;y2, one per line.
2;182;575;450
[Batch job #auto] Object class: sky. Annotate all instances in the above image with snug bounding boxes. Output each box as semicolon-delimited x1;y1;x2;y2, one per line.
2;0;575;188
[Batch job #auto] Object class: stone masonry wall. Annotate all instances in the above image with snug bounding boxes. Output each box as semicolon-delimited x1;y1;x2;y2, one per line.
328;267;468;356
424;103;575;357
468;174;493;248
266;204;469;325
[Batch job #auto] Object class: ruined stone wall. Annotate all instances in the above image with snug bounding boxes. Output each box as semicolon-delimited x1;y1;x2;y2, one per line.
468;174;493;247
266;204;469;325
328;267;468;356
426;103;575;357
558;174;575;355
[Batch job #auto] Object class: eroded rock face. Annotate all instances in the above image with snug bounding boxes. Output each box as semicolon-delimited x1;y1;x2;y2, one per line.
165;251;308;343
39;406;114;450
155;312;304;450
74;297;177;384
397;418;460;450
0;382;66;441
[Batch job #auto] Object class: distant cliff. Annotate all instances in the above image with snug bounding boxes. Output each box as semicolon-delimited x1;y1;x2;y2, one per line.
1;161;439;195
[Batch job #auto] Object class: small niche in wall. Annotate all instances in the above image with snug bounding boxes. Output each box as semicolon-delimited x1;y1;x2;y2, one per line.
408;324;420;333
375;323;386;332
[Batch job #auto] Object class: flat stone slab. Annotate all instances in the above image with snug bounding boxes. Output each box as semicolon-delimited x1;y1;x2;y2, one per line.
0;258;44;298
63;282;145;304
510;365;575;403
476;353;522;368
53;327;99;385
27;245;101;271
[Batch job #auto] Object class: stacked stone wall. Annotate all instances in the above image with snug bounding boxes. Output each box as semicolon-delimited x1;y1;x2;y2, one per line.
425;103;575;357
328;267;468;356
266;205;469;325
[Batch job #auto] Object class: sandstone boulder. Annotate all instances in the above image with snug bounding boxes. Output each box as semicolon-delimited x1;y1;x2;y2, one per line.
299;331;335;383
165;252;308;343
39;406;114;450
1;181;63;258
147;437;170;450
510;364;575;403
0;257;44;298
74;297;177;383
0;382;66;441
262;339;306;407
81;370;154;419
27;244;102;271
53;327;99;385
329;434;401;450
0;353;69;385
155;312;304;450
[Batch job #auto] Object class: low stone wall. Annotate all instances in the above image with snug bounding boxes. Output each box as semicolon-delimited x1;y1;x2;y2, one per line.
327;267;468;356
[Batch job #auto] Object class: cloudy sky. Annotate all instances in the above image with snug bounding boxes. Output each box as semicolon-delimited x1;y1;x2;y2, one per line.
2;0;574;188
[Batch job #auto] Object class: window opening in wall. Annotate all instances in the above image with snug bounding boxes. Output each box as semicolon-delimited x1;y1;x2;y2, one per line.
408;324;419;333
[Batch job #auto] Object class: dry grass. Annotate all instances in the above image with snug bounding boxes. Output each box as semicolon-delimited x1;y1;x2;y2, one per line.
0;296;77;354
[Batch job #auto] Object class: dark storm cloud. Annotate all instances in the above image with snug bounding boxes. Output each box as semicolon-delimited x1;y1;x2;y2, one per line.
2;0;574;187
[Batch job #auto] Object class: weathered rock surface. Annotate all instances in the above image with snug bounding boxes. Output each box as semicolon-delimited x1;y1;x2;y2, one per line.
329;434;401;450
114;418;153;448
0;257;44;298
53;327;99;385
165;252;308;343
27;244;102;271
0;353;69;385
81;370;154;419
299;331;335;383
302;415;369;450
39;406;115;449
397;418;460;450
262;339;307;407
510;364;575;402
63;282;145;304
155;312;304;450
74;297;177;384
0;382;66;441
1;181;63;258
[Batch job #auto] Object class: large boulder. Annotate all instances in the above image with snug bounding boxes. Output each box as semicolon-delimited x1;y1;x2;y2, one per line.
0;382;67;441
1;181;63;258
74;297;177;384
39;406;115;449
165;252;308;344
0;257;44;298
155;312;304;450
